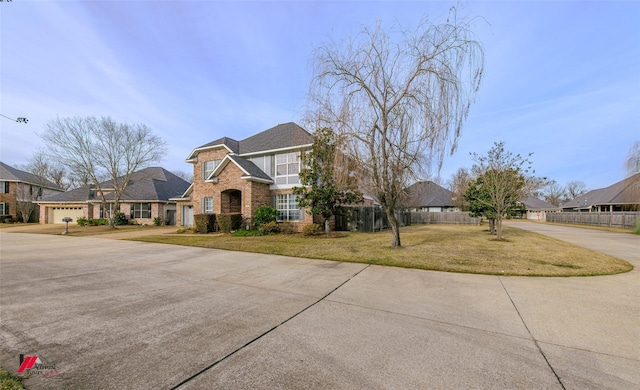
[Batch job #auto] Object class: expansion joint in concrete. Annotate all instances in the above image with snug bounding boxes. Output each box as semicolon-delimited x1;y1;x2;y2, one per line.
170;264;371;389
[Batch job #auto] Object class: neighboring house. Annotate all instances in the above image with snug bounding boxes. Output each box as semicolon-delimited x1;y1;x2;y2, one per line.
174;122;315;228
0;161;64;222
403;181;459;212
561;173;640;212
520;196;560;221
38;167;190;224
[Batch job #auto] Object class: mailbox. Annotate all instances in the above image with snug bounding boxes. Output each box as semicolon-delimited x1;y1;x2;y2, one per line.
62;217;73;234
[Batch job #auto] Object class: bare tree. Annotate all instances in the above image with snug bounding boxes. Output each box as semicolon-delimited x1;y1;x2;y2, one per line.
565;180;588;201
447;167;473;211
172;170;194;183
308;8;485;247
625;141;640;176
40;116;167;228
541;180;566;207
23;151;69;190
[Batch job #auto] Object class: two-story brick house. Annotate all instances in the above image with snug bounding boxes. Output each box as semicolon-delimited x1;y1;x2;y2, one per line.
0;161;64;222
175;122;315;228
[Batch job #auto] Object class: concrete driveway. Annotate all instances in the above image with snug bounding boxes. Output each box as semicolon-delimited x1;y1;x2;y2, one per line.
0;224;638;389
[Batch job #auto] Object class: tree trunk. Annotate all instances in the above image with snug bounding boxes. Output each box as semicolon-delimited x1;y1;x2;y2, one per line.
488;218;495;234
385;208;401;248
496;217;503;240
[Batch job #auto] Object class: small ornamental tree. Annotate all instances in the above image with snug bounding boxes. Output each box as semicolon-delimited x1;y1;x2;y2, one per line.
293;127;363;234
464;141;541;240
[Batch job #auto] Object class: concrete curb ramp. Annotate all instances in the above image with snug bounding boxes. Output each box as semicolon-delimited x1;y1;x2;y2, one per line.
0;223;638;389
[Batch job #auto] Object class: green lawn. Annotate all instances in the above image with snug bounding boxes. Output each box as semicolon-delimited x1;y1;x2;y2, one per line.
129;224;632;277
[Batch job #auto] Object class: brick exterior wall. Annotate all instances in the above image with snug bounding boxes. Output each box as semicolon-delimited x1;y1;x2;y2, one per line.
0;182;17;219
175;146;315;231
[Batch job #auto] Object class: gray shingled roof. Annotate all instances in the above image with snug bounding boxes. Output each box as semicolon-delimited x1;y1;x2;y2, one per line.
196;136;240;154
522;196;559;210
191;122;313;160
562;173;640;209
0;161;63;190
404;181;456;208
41;167;190;202
238;122;313;154
226;155;273;182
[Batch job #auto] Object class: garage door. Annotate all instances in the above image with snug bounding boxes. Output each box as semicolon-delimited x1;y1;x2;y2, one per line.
51;207;84;224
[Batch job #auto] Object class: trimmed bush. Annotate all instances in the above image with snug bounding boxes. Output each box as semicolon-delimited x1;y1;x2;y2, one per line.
253;206;278;228
258;221;280;234
114;212;128;226
194;214;216;233
76;217;89;226
302;223;323;236
218;213;243;233
279;221;296;234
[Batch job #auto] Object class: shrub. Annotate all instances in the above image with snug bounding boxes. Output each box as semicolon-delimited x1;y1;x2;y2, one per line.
153;217;163;226
635;217;640;235
88;218;108;226
279;221;296;234
76;217;89;226
232;229;264;237
114;212;128;226
218;213;243;233
254;206;279;228
258;221;280;234
194;214;216;234
302;223;323;236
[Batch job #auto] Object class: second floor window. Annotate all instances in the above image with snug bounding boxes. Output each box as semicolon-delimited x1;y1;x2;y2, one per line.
202;160;221;180
131;203;151;219
275;152;300;185
0;182;9;193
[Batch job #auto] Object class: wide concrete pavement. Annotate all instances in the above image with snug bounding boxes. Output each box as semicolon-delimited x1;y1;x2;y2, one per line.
0;224;638;389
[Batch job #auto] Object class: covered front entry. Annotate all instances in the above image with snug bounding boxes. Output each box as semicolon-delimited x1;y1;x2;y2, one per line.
221;189;242;213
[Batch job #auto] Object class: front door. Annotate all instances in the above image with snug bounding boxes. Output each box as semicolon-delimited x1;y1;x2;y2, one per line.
182;205;193;227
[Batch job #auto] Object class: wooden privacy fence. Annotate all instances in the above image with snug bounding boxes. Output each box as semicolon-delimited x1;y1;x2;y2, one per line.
546;212;639;228
410;212;481;225
336;207;410;232
336;208;479;232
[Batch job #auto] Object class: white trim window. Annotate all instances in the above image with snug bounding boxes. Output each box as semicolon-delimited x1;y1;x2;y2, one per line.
202;160;221;180
0;182;9;194
0;202;8;215
100;203;120;219
202;197;213;213
274;194;300;221
131;203;152;219
274;152;300;185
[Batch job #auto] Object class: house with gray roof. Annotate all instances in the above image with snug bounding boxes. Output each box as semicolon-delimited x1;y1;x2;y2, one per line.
38;167;190;224
520;196;560;221
561;173;640;212
402;181;459;212
0;161;64;222
174;122;315;228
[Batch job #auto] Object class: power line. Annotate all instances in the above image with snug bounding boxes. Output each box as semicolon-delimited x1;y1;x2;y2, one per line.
0;113;28;123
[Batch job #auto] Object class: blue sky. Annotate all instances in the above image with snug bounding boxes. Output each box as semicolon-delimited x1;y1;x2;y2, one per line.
1;1;638;190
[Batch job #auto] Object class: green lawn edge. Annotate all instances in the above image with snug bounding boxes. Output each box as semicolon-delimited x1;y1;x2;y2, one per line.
125;225;633;277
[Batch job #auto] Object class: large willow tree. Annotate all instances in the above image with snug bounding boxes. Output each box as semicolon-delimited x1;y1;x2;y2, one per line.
308;8;485;247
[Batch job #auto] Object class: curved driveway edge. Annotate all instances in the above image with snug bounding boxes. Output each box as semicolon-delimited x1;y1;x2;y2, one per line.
1;228;638;389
